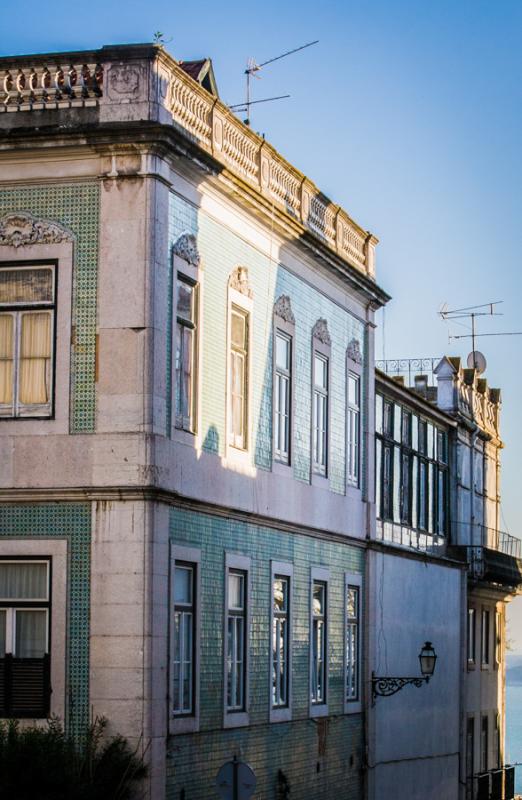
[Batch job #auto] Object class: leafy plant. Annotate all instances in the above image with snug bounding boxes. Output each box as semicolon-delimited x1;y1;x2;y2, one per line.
0;715;147;800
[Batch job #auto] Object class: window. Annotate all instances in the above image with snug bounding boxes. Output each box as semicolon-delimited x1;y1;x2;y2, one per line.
345;580;360;705
229;307;249;450
175;276;197;431
0;264;55;418
310;574;328;711
274;331;292;464
170;546;200;734
0;559;51;717
481;609;490;666
347;373;360;486
227;570;246;711
468;608;476;665
481;715;488;772
383;400;393;438
382;444;393;520
495;610;502;667
466;717;475;800
173;563;195;715
312;353;328;475
272;576;289;708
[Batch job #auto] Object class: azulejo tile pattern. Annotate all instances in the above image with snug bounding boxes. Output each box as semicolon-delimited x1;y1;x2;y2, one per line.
168;506;365;800
0;183;100;433
167;192;365;494
0;503;91;738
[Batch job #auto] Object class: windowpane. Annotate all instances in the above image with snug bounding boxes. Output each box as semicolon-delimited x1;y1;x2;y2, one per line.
346;584;359;702
0;562;48;600
348;374;359;406
314;354;327;390
347;374;360;485
272;576;289;708
15;610;47;658
0;609;5;657
0;268;53;305
468;608;476;663
174;566;193;605
231;311;246;349
273;578;288;613
173;561;195;716
276;333;290;371
177;279;193;322
19;312;52;405
228;572;244;611
274;332;291;463
230;309;248;449
376;394;383;435
0;314;14;405
311;580;326;705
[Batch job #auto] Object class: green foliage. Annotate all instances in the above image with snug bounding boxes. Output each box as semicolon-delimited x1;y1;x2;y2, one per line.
0;716;147;800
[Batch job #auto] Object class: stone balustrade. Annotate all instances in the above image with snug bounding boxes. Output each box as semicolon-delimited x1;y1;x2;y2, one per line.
0;45;377;279
1;62;103;110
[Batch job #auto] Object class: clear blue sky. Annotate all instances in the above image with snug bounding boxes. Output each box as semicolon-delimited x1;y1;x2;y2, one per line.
4;0;522;642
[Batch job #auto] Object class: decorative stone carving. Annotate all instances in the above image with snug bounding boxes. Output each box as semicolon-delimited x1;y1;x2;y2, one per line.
347;338;362;364
273;295;295;325
312;318;331;346
0;213;74;248
173;232;200;267
228;266;252;298
107;64;141;99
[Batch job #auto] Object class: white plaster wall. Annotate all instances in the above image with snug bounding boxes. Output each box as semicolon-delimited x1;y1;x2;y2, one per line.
367;550;463;800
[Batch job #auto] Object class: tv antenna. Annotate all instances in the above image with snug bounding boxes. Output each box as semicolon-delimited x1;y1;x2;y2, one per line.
231;39;319;126
439;300;522;370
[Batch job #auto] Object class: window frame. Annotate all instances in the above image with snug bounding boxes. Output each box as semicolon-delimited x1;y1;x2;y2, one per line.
480;714;489;773
170;545;201;735
481;608;490;668
174;273;199;434
311;343;330;480
269;560;293;723
0;261;57;420
223;553;251;729
346;370;361;488
273;320;294;469
309;566;329;718
467;607;476;667
344;572;362;713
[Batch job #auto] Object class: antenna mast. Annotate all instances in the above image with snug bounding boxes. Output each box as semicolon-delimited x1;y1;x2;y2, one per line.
240;39;319;126
439;301;504;365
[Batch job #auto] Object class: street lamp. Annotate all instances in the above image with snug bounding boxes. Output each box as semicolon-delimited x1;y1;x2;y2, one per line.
372;641;437;704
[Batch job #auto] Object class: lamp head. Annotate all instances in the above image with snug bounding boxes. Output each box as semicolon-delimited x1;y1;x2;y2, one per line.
419;641;437;678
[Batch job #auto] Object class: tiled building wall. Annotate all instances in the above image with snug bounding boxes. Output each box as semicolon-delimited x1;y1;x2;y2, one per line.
0;183;100;433
168;192;366;495
0;503;91;737
167;507;365;799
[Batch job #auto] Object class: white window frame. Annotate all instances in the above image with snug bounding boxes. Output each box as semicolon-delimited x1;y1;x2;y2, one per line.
344;572;362;713
310;566;329;718
273;327;293;468
170;545;201;735
467;607;476;667
0;263;56;419
270;560;293;723
174;273;199;434
226;285;253;467
0;540;67;721
347;370;361;488
312;347;330;481
481;608;490;668
224;553;251;729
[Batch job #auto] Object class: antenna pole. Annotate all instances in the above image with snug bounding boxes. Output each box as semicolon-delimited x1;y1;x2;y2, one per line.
471;313;475;364
245;71;250;125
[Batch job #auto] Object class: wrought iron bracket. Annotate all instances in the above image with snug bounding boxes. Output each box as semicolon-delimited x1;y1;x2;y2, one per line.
371;671;430;705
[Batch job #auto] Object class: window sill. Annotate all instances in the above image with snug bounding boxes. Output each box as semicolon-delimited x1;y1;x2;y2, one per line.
270;706;292;724
223;710;249;729
344;700;362;715
310;703;328;719
170;714;199;735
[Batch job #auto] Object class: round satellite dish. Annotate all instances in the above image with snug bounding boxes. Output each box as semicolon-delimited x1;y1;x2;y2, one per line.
467;350;487;374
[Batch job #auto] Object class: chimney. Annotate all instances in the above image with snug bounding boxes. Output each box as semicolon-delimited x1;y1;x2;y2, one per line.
414;374;428;398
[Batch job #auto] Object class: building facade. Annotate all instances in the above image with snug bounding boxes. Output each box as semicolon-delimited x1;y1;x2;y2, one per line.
0;44;388;800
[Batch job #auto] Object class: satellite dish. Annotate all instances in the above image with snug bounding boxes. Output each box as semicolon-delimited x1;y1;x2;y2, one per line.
467;350;487;374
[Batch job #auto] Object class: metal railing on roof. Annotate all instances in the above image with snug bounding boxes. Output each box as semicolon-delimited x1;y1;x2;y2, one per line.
375;358;441;387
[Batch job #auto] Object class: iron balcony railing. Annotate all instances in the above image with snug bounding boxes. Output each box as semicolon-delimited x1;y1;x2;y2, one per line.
452;522;522;559
375;357;441;387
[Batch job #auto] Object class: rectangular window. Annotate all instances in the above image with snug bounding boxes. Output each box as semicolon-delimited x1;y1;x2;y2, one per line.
436;468;447;535
272;576;289;708
495;611;502;667
274;331;292;464
347;373;360;486
0;265;55;418
313;353;328;475
418;460;428;530
481;609;490;666
383;400;394;438
400;451;411;524
468;608;476;665
418;420;427;455
402;410;412;446
466;717;474;800
0;559;51;718
229;307;249;450
227;570;246;711
382;444;393;520
311;580;327;706
173;562;195;715
481;715;488;772
345;583;360;703
175;276;197;431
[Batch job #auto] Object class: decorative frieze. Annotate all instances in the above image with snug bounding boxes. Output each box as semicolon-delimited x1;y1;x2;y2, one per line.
273;294;295;324
173;232;200;267
0;212;74;248
228;266;252;298
347;338;362;364
312;318;331;346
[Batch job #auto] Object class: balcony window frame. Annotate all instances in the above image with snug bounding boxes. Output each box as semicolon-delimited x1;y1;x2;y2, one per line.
174;273;199;434
170;545;201;735
223;553;251;729
269;560;293;723
481;608;491;668
467;607;476;668
312;345;330;480
272;312;295;469
347;367;361;489
344;572;362;713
